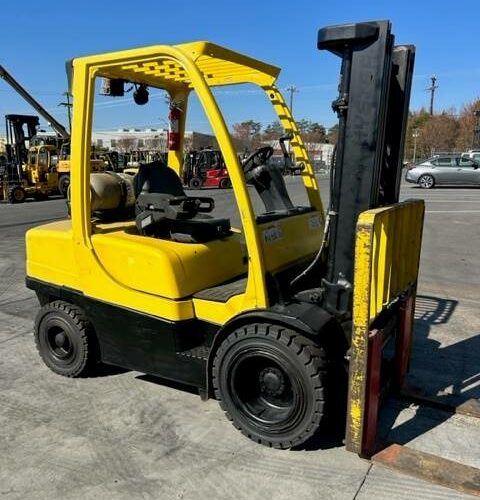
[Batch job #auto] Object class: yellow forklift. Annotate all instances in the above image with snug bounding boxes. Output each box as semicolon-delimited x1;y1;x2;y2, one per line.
26;22;423;455
0;114;59;202
0;64;105;200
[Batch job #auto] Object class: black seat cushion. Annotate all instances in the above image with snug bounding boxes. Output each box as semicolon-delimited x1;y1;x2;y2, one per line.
135;160;185;198
134;161;231;243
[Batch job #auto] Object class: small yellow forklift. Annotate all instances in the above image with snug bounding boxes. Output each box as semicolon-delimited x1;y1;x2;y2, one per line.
26;21;423;455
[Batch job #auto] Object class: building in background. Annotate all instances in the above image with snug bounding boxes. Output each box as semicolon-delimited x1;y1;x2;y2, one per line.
92;128;218;152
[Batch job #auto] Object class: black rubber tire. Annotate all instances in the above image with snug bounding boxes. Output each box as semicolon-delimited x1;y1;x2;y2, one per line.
219;177;232;189
7;185;26;203
34;300;98;377
189;177;202;189
418;174;435;189
212;324;327;449
58;175;70;198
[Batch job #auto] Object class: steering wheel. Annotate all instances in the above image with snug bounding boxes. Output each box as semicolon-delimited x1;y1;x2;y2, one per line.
242;146;274;174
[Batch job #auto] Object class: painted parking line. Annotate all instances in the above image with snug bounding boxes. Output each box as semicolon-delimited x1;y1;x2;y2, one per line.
424;198;480;203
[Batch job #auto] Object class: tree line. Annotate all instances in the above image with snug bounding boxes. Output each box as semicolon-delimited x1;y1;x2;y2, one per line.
231;119;338;151
404;99;480;160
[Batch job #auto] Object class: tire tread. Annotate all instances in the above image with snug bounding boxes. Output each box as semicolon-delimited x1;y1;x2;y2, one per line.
34;300;97;378
212;323;327;449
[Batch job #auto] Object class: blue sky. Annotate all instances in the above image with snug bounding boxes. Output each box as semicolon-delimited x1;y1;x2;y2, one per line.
1;0;478;134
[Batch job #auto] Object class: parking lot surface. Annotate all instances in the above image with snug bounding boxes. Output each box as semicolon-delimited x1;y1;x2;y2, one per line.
1;177;479;499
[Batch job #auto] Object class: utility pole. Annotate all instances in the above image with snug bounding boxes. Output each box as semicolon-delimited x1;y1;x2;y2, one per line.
58;92;72;132
286;85;298;117
426;75;438;116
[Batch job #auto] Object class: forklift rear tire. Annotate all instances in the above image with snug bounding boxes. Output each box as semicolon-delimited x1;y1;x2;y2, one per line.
189;177;202;189
7;185;26;203
58;175;70;198
34;301;98;377
212;324;327;448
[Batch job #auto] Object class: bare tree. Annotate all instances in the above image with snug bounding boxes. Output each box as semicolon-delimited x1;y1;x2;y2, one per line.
232;120;262;151
455;99;480;151
145;136;166;151
418;113;458;156
262;120;284;140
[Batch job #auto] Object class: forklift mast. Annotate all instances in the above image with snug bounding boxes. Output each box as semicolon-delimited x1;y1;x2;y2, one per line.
317;21;415;317
5;114;39;165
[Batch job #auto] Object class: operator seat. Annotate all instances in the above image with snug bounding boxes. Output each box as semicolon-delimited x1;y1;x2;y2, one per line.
135;160;232;243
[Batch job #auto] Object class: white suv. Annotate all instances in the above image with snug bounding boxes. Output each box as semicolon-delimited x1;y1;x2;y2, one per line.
462;150;480;162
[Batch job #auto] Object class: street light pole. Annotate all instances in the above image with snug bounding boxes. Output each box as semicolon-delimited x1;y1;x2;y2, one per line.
412;129;419;163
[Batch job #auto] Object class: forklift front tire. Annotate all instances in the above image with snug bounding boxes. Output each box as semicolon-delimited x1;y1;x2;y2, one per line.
7;185;26;203
212;324;327;449
34;301;98;377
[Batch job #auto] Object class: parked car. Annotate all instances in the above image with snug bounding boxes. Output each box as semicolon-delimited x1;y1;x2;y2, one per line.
462;150;480;162
405;154;480;188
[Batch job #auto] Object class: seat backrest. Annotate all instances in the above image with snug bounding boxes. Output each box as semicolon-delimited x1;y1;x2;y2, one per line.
134;160;186;197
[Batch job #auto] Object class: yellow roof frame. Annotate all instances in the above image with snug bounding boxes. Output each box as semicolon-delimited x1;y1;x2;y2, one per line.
70;41;322;309
74;41;281;90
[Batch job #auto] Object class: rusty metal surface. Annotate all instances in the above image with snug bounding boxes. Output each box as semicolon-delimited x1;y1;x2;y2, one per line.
372;444;480;497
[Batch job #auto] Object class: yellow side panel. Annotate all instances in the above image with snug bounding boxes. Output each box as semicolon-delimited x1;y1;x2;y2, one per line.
259;211;323;273
26;220;80;290
26;220;194;322
91;222;248;299
367;200;425;319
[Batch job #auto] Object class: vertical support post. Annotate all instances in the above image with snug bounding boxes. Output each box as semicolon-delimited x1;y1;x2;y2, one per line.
362;328;383;457
345;221;374;454
395;291;415;391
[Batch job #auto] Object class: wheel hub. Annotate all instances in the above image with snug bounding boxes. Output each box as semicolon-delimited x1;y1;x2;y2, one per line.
259;367;285;397
54;332;66;347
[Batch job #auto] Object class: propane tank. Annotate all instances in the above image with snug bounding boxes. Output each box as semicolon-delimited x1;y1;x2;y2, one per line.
89;171;136;212
168;105;181;151
67;171;136;212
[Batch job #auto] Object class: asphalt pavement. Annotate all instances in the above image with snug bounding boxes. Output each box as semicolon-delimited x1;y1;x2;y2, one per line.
0;177;479;499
